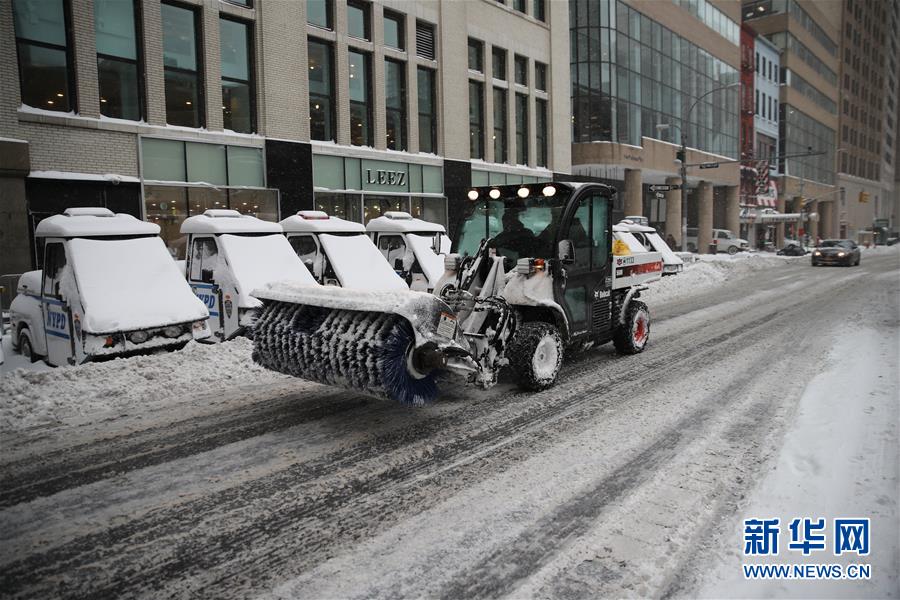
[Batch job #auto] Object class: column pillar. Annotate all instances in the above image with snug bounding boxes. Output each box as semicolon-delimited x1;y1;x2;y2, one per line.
664;176;682;248
624;169;642;217
725;185;740;236
775;193;787;248
697;181;713;253
820;201;834;239
808;199;819;242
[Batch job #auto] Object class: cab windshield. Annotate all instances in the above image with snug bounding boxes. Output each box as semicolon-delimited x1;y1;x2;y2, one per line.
455;192;571;261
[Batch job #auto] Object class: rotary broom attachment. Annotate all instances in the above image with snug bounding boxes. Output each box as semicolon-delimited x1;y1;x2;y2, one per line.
251;283;467;405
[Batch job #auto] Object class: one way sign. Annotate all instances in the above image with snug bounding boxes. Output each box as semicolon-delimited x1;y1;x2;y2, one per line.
649;184;680;192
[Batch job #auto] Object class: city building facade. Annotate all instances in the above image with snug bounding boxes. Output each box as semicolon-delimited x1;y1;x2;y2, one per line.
743;0;840;245
0;0;570;273
570;0;742;252
833;0;899;243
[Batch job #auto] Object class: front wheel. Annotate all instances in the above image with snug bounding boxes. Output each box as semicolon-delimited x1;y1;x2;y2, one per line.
728;245;738;255
508;322;563;391
18;330;38;364
613;300;650;355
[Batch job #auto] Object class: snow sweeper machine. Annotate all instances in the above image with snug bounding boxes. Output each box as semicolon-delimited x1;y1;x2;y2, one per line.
252;182;662;404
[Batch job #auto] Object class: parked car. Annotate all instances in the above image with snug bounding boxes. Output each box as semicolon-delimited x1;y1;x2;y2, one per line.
811;239;861;266
777;240;809;256
684;228;750;254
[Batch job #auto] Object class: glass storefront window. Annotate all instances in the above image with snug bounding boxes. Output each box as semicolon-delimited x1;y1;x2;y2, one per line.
145;186;188;258
142;138;185;181
315;192;362;222
145;185;278;256
364;195;407;222
227;146;264;187
410;197;447;226
186;143;227;185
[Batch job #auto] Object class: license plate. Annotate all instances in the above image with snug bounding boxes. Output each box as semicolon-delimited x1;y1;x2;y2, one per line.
437;312;457;339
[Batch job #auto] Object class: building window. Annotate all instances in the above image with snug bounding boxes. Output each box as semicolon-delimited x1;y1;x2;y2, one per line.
469;80;484;159
384;9;404;50
468;38;483;72
94;0;142;120
220;17;254;133
161;3;202;128
493;87;507;163
534;61;547;91
385;58;406;150
515;93;528;165
415;20;435;60
307;0;333;29
513;0;526;12
514;55;528;86
12;0;75;112
533;0;545;22
535;97;547;167
308;39;335;141
417;67;436;153
347;0;370;41
349;50;372;146
492;46;506;80
755;51;759;72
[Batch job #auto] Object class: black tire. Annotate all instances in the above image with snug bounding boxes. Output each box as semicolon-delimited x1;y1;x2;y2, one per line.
613;300;651;355
18;330;38;364
507;322;563;391
728;245;739;255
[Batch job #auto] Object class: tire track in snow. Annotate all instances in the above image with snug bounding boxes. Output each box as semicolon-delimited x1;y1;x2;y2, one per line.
0;289;836;599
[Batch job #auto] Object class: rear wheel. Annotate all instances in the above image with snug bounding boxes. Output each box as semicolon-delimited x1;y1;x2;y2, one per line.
613;300;650;355
508;322;563;391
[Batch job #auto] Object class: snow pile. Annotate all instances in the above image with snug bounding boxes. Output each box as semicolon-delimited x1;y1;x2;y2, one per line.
0;338;289;433
318;234;408;291
643;254;801;305
68;237;208;332
217;234;316;308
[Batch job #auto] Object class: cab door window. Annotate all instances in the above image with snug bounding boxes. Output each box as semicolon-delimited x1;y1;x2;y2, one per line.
289;235;319;271
590;193;609;268
565;199;591;271
189;238;218;282
42;243;67;298
379;234;407;269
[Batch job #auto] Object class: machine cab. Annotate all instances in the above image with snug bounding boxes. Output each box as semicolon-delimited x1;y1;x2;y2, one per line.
281;211;407;291
180;209;313;341
454;183;616;344
366;211;449;292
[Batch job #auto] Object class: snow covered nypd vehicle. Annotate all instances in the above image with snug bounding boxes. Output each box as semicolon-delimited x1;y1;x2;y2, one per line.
281;211;408;291
252;183;663;405
180;209;315;341
366;211;450;292
9;208;210;366
615;220;684;275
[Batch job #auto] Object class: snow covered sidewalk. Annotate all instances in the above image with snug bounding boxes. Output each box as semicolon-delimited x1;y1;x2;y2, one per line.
689;322;900;598
0;338;292;434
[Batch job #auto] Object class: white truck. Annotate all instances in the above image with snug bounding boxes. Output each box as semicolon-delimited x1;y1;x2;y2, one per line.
180;209;315;341
366;212;450;292
616;220;684;275
281;211;407;291
9;208;210;366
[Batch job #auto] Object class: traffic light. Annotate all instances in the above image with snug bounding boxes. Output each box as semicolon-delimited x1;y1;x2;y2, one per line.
676;150;685;163
858;191;870;203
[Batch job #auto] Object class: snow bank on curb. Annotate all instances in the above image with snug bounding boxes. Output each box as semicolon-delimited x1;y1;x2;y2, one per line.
0;338;289;433
643;254;802;304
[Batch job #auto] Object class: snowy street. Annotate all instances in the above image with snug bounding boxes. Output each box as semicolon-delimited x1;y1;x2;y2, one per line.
1;249;898;598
